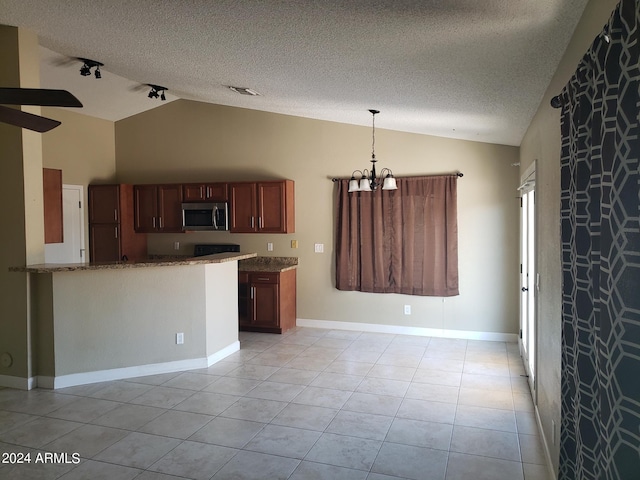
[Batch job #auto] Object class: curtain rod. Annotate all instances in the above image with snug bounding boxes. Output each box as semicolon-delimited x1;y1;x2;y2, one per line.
331;172;463;182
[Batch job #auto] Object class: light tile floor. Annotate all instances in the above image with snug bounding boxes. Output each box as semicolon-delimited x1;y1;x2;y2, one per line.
0;327;553;480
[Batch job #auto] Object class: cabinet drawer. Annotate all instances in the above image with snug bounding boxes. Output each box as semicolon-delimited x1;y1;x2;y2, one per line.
250;273;279;284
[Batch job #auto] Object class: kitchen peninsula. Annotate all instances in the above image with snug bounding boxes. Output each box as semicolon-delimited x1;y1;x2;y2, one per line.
10;252;255;389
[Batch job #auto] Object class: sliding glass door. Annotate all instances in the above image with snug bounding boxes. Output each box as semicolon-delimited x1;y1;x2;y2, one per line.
520;183;536;392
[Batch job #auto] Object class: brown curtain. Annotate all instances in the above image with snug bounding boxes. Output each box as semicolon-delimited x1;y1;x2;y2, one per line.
335;175;459;296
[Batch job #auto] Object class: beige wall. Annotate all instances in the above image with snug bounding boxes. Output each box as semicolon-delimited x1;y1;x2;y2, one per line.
41;107;117;256
116;101;521;334
519;0;619;474
32;262;239;383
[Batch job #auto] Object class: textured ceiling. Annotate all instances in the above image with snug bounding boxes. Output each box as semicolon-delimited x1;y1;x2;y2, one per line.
0;0;589;146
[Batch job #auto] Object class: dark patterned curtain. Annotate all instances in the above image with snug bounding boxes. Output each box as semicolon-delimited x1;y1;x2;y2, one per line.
335;175;459;297
558;1;640;479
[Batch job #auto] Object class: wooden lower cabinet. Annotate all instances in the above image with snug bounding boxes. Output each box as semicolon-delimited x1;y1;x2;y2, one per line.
239;269;296;334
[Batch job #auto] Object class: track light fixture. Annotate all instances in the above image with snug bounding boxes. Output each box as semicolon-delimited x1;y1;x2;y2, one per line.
78;58;103;79
147;84;168;101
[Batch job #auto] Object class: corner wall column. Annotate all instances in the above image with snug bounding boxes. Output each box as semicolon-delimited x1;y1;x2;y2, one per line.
0;25;46;389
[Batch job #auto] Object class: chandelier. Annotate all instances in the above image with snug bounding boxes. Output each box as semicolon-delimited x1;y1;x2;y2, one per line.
348;109;397;192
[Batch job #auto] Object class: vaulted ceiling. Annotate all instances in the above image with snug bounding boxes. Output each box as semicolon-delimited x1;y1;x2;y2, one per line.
1;0;590;146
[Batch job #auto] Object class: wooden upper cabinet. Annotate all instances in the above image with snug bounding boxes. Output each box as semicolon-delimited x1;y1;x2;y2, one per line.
230;182;257;233
131;180;294;234
43;168;63;244
89;184;120;224
134;184;183;233
183;183;228;202
230;180;294;233
133;185;158;232
258;181;295;233
89;184;147;263
157;184;183;232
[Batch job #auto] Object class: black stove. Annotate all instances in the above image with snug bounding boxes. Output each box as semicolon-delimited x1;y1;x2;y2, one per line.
193;244;241;257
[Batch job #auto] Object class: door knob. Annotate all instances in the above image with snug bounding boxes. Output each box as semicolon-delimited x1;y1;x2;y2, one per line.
521;287;529;292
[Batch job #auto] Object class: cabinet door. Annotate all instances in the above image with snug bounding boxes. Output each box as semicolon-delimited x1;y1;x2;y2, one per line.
182;184;206;202
205;183;228;201
134;185;158;232
90;224;120;262
183;183;228;202
252;281;279;328
257;182;286;233
238;272;251;327
43;168;63;243
89;185;119;224
157;184;183;232
230;183;257;232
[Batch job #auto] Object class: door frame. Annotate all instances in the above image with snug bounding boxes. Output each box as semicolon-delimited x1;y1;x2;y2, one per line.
44;184;86;264
519;162;536;395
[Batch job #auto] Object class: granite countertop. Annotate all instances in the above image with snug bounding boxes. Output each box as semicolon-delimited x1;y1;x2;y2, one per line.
238;256;298;272
10;252;258;274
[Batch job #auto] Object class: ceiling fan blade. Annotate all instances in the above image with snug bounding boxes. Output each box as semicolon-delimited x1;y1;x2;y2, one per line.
0;88;82;107
0;105;62;132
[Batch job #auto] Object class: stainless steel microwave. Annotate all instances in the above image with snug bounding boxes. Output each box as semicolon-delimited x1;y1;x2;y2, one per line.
181;202;229;231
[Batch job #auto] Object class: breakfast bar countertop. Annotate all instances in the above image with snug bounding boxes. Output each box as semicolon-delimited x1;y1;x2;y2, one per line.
238;256;298;272
10;252;258;274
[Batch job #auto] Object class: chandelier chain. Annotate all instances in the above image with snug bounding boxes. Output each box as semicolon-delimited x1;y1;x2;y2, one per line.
371;112;376;160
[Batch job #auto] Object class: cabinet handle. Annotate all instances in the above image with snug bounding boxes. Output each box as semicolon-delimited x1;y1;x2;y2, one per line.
152;217;156;228
114;209;118;222
115;226;118;239
207;186;211;198
257;277;270;281
250;287;254;299
159;217;164;229
250;217;255;228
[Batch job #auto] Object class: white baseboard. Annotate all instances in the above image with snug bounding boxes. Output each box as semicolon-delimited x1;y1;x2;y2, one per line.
535;404;558;480
296;318;519;342
0;374;37;390
207;341;240;366
26;341;241;390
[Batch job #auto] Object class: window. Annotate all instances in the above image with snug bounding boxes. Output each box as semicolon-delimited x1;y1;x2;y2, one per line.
335;175;459;296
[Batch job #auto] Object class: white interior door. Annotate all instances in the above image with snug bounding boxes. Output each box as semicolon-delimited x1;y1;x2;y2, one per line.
519;168;536;392
44;185;85;263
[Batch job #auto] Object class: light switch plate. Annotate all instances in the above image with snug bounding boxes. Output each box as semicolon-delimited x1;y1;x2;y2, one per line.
176;333;184;345
314;243;324;253
267;242;274;251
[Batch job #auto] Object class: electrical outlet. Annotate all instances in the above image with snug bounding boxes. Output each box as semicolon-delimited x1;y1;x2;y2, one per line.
314;243;324;253
174;241;180;251
291;240;298;249
176;332;184;345
267;242;273;251
404;305;411;315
